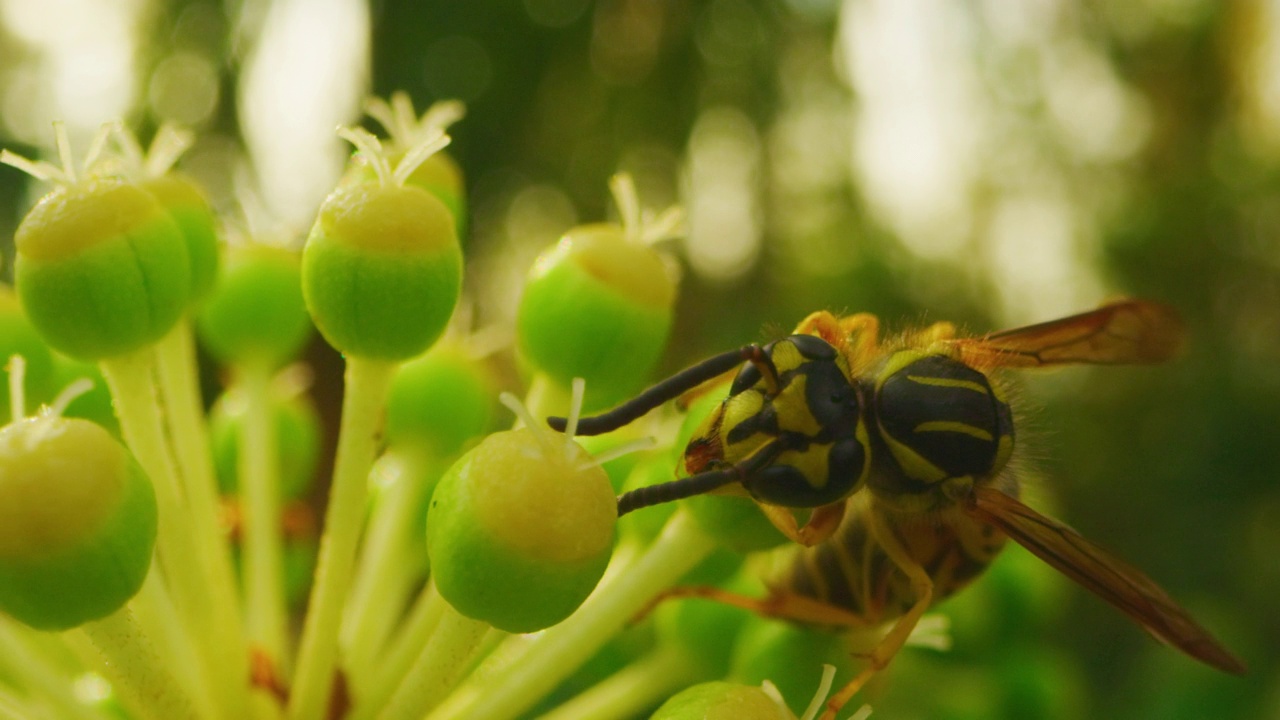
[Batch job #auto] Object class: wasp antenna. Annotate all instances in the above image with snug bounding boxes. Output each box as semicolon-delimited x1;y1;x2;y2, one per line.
616;469;737;515
548;344;760;436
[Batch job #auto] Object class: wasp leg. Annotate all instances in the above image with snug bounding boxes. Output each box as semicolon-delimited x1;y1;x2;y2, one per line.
795;311;883;369
640;584;873;629
756;501;846;547
904;320;957;347
819;510;934;720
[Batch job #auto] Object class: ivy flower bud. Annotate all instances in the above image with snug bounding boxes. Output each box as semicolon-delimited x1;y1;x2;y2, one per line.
426;427;616;633
385;344;494;459
303;128;463;360
0;416;157;630
209;389;321;500
14;177;190;360
517;174;682;409
141;172;220;304
197;244;312;368
651;682;790;720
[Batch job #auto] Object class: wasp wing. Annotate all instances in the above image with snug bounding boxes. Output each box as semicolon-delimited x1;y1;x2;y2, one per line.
950;300;1184;370
964;485;1246;675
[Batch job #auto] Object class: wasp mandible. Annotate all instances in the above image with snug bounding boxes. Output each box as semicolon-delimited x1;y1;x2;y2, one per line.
548;300;1245;719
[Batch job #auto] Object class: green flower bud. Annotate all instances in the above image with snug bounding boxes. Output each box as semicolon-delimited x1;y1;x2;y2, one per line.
732;619;851;718
142;172;220;303
517;224;676;409
0;417;157;630
302;180;462;360
651;681;789;720
209;389;321;500
346;151;468;244
197;244;312;368
14;178;191;359
356;93;468;242
385;344;494;458
404;152;467;242
427;429;616;633
49;356;119;436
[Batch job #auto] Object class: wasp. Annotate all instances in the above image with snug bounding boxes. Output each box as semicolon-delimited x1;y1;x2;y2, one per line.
547;300;1245;719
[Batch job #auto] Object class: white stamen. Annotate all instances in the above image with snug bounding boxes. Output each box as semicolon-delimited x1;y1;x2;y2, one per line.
0;149;62;183
759;679;791;716
144;124;195;178
419;100;466;138
847;705;873;720
391;131;451;186
81;123;114;176
640;205;687;245
48;378;93;419
7;355;26;424
563;378;585;461
54;122;76;184
499;391;560;460
799;664;837;720
577;437;657;473
609;173;642;244
109;120;145;172
904;613;952;652
338;126;391;185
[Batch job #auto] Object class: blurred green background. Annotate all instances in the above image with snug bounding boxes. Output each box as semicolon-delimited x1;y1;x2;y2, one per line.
1;0;1276;717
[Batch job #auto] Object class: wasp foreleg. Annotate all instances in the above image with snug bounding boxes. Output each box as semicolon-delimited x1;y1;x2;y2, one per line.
756;501;847;547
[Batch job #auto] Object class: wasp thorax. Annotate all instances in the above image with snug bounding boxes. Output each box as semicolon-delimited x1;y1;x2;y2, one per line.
870;351;1014;496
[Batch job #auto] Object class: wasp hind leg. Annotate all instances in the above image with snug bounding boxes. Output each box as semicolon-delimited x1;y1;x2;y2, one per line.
817;510;935;720
642;584;873;630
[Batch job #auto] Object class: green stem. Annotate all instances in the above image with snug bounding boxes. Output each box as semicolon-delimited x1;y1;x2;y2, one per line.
238;361;290;672
0;620;113;720
535;645;701;720
428;510;716;720
155;324;251;717
356;581;447;712
288;357;398;720
371;607;491;720
78;606;199;720
99;349;248;717
342;449;437;682
522;373;570;425
129;569;219;720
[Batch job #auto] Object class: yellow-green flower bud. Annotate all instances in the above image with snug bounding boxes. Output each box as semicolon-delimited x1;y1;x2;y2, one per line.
303;181;462;360
15;178;191;360
0;417;157;630
651;682;790;720
426;429;615;633
517;224;676;409
142;172;220;303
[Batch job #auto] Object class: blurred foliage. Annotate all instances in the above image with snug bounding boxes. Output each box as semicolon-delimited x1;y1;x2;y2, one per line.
2;0;1278;717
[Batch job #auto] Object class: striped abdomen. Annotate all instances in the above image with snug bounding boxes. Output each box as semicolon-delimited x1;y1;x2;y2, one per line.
769;489;1011;625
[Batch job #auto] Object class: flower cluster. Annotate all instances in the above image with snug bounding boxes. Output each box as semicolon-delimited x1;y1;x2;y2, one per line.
0;95;878;720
